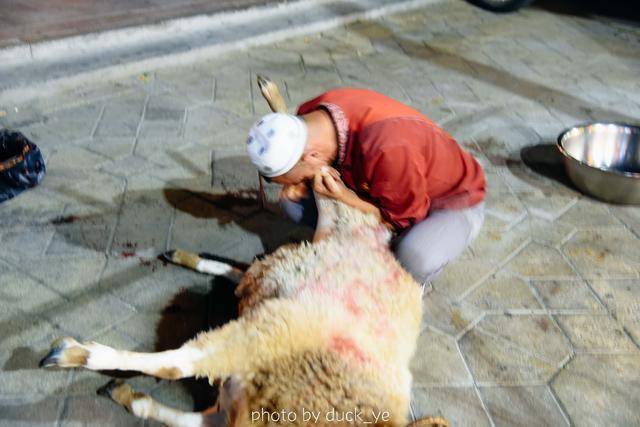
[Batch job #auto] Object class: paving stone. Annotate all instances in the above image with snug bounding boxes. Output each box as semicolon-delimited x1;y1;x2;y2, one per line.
137;95;187;140
93;93;147;139
44;293;135;339
556;315;637;353
0;309;61;368
35;103;102;144
23;254;106;296
422;289;482;337
210;149;261;192
589;278;640;344
0;396;61;427
0;271;63;314
479;385;568;427
460;327;558;385
155;67;215;105
477;314;571;366
183;105;247;147
46;219;113;256
46;170;125;214
531;279;603;312
110;187;174;256
211;66;253;116
113;312;164;350
59;395;142;427
609;205;640;237
411;386;491;427
0;188;67;228
514;216;575;247
483;171;511;195
552;355;640;426
466;227;529;268
169;194;257;255
171;143;217;177
99;153;159;178
478;211;516;233
463;273;541;311
0;224;55;261
284;71;343;107
45;145;109;172
558;199;624;229
153;165;217;197
411;328;472;387
149;382;199;413
99;256;210;312
83;137;135;160
563;228;640;279
515;191;578;222
431;258;495;300
505;242;576;280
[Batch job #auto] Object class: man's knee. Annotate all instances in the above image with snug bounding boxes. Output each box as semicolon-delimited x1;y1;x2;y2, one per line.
279;193;317;228
393;206;483;284
279;194;303;223
395;245;450;284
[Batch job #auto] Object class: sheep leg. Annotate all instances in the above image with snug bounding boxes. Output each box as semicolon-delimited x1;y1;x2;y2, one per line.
256;74;287;113
161;249;244;281
40;337;204;380
312;192;338;242
98;378;249;427
98;380;221;427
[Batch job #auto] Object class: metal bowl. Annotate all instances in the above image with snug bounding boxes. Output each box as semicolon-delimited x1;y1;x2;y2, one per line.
557;123;640;204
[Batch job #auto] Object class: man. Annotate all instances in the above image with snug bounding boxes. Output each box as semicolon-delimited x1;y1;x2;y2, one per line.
246;88;486;284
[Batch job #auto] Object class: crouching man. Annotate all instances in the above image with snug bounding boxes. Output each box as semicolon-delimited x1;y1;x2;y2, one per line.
246;88;486;284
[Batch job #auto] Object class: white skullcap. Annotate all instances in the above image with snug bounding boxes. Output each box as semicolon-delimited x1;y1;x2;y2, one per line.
246;113;307;178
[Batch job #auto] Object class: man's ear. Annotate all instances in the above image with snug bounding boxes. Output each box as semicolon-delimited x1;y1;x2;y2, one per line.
301;150;323;165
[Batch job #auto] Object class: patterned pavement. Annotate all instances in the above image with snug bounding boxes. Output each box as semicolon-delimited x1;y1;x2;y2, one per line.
1;1;639;425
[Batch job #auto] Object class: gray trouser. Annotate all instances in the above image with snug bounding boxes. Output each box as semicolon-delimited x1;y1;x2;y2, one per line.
280;192;485;284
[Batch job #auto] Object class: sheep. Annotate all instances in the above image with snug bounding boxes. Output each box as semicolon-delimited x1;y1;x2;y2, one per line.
38;76;448;427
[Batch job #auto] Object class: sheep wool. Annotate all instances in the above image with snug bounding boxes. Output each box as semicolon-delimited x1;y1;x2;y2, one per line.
190;196;424;426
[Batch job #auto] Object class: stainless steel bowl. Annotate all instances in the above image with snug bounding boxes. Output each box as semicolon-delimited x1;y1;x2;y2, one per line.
557;123;640;204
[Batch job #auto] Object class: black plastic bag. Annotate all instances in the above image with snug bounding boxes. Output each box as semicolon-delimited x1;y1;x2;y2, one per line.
0;129;46;203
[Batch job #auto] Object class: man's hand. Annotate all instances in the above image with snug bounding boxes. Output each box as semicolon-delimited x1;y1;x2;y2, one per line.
313;166;391;228
312;166;351;202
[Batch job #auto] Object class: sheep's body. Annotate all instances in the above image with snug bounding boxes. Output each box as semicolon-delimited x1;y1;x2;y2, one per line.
194;197;423;425
40;197;423;427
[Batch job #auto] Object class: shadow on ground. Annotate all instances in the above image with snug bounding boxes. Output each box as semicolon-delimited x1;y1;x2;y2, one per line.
534;0;640;21
518;143;577;190
153;275;240;411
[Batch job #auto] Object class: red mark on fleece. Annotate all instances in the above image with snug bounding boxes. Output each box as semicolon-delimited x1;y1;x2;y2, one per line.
344;286;363;317
330;335;368;363
386;267;402;291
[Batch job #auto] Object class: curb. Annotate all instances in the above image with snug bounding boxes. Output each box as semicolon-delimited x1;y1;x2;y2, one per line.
0;0;441;105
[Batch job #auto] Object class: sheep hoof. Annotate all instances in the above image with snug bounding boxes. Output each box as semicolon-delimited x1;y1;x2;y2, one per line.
98;380;134;413
99;380;149;416
256;74;272;90
97;379;125;398
39;337;89;369
160;249;200;270
158;250;176;264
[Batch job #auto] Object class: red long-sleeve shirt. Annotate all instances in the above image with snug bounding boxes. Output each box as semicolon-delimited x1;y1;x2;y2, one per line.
297;88;486;231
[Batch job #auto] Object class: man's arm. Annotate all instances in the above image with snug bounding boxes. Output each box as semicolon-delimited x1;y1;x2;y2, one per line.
312;167;392;228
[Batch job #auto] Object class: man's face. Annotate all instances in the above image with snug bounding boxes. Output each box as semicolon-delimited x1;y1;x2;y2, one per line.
269;155;324;186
